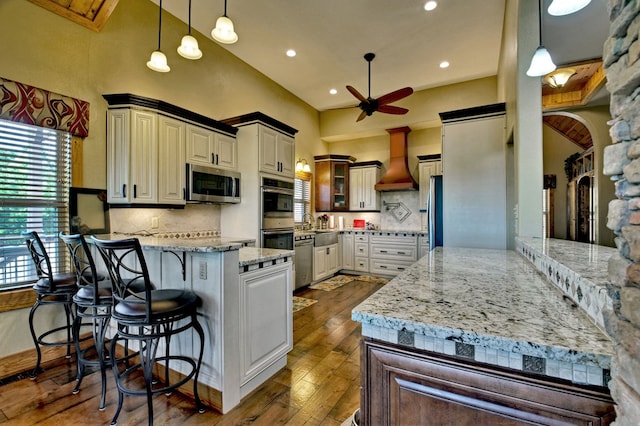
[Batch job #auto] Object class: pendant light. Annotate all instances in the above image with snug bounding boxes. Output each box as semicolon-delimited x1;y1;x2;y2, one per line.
178;0;202;60
548;0;591;16
211;0;238;44
147;0;170;72
527;0;556;77
545;68;576;88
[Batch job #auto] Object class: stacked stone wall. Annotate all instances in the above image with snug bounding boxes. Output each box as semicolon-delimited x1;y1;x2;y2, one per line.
603;1;640;424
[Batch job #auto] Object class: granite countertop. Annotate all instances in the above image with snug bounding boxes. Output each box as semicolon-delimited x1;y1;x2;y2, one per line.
91;233;254;253
239;247;294;267
352;246;614;385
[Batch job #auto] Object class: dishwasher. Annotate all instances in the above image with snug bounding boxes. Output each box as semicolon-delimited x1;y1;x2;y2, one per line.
294;234;314;290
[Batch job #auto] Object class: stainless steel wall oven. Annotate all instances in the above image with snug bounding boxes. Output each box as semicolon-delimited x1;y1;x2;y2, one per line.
261;177;294;250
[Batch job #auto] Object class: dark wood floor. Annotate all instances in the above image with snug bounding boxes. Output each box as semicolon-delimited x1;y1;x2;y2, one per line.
0;277;385;425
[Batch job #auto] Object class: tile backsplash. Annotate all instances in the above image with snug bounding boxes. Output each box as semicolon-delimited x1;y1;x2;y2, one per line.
109;204;221;235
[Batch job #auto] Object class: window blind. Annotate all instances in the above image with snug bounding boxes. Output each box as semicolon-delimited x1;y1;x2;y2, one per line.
294;176;311;223
0;118;71;289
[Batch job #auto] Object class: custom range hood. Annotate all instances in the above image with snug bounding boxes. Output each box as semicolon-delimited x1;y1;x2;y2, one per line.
374;126;419;191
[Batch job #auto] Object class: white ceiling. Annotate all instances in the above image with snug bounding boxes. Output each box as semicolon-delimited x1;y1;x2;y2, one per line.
156;0;610;112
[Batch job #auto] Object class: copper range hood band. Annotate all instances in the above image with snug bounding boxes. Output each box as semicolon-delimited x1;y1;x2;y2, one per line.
374;126;419;191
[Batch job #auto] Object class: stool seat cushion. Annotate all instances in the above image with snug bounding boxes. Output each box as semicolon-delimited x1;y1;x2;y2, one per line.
114;289;200;321
33;272;77;294
74;280;113;304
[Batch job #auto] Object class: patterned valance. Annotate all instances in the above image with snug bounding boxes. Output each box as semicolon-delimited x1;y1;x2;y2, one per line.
0;77;89;137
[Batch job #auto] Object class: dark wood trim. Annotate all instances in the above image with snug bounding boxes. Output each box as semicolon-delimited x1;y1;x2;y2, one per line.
221;112;298;136
102;93;238;135
313;154;356;162
351;160;382;168
417;154;441;162
439;102;506;123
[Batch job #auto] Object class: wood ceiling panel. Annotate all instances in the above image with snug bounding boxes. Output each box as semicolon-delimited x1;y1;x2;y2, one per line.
543;115;593;150
28;0;119;32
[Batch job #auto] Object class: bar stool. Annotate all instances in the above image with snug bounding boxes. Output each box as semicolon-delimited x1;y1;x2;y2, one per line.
22;231;78;379
59;232;112;410
91;236;205;426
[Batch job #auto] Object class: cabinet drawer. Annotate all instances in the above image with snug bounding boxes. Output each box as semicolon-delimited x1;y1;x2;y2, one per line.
355;234;369;243
369;259;414;276
355;242;369;257
369;234;417;246
355;257;369;272
370;244;417;262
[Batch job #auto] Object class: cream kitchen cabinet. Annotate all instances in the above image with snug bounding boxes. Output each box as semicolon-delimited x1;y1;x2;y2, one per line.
369;232;418;277
341;233;354;271
354;232;370;273
186;123;237;170
107;108;158;204
258;125;295;178
314;243;338;281
349;161;382;211
158;115;186;204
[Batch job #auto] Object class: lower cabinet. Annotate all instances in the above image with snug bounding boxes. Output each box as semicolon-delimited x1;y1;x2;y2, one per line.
369;233;418;276
361;338;615;425
239;261;293;386
314;243;338;281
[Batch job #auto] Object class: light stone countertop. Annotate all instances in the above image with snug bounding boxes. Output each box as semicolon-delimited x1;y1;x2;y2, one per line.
239;247;294;267
352;246;614;372
91;234;254;253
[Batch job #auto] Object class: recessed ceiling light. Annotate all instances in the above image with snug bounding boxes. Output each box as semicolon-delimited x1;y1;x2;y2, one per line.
286;49;296;57
439;61;449;69
329;88;337;95
424;1;437;11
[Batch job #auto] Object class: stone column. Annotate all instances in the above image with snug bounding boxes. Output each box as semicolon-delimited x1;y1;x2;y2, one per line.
603;1;640;424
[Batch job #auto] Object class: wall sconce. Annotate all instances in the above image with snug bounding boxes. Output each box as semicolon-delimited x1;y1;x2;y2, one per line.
545;68;576;88
147;0;170;72
527;0;556;77
177;0;202;60
211;0;238;44
296;158;311;173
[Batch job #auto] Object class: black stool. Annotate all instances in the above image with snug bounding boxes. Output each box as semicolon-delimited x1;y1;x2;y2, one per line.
22;231;77;379
92;236;205;426
59;232;112;410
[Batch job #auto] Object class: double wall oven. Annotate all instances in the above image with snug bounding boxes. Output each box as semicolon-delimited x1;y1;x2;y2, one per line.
261;177;294;250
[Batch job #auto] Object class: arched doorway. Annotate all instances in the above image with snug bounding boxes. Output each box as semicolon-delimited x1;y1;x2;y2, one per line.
576;175;594;243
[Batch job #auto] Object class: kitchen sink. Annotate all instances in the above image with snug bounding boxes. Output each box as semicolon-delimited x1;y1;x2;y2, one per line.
314;230;338;246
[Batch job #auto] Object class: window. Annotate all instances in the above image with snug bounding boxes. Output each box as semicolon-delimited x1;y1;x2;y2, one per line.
0;119;71;290
294;172;311;224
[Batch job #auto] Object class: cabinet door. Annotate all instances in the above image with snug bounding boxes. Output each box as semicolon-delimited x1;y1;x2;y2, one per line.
277;134;295;176
327;244;338;275
158;116;186;205
361;167;380;210
349;168;363;210
186;124;215;166
129;110;158;204
342;234;354;270
107;109;130;203
239;262;293;385
215;133;237;170
259;126;279;174
314;246;328;281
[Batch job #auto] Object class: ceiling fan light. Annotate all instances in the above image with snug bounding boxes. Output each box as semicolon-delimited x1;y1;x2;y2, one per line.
178;35;202;60
548;0;591;16
527;46;556;77
147;50;170;72
212;16;238;44
545;68;576;88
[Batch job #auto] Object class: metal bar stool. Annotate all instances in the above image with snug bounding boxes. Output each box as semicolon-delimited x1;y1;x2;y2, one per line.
92;236;205;426
59;232;113;410
22;231;78;379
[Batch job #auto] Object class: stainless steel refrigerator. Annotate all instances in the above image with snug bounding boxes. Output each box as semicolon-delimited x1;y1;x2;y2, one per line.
428;175;443;251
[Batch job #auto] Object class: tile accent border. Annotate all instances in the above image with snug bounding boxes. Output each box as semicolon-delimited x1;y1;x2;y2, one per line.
362;324;609;387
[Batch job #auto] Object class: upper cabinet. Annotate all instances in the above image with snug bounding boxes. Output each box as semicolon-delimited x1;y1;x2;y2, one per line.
418;155;442;213
186;124;237;171
222;112;298;181
314;155;354;212
350;161;382;211
104;94;238;206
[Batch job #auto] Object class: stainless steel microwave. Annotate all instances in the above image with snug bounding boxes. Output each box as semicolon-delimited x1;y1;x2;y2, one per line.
186;164;241;204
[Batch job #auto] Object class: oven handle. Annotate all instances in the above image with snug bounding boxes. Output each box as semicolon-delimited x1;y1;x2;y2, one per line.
262;187;293;196
262;228;294;235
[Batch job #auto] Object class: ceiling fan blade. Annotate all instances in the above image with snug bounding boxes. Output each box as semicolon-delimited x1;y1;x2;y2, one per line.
346;85;367;103
377;87;414;106
377;104;409;115
356;110;368;122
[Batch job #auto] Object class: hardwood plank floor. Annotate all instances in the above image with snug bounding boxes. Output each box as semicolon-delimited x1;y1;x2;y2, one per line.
0;277;385;425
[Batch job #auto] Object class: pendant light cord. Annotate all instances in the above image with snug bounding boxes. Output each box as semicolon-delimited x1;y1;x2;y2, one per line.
188;0;192;34
223;0;228;17
157;0;163;50
538;0;543;46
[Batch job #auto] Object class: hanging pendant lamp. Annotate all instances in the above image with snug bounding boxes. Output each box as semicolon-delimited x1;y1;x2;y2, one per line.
147;0;170;72
178;0;203;59
527;0;556;77
211;0;238;44
548;0;591;16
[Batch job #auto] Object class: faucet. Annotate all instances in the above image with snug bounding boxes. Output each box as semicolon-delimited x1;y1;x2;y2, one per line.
302;213;314;230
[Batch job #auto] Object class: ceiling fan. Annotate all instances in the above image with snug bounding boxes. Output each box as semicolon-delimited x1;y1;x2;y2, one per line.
346;52;413;122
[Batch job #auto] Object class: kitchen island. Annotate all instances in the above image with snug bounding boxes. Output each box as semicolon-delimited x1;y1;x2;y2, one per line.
352;243;615;425
91;234;294;414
